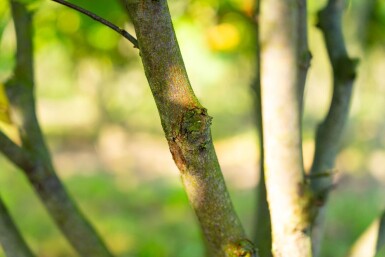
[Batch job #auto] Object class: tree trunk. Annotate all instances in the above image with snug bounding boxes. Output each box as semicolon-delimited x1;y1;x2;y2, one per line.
124;0;257;256
251;1;272;256
260;0;312;256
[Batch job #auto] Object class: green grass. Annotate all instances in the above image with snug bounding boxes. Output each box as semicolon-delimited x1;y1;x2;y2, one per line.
0;157;384;257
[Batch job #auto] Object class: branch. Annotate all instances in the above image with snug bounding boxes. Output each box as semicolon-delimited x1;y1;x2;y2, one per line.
0;196;36;257
0;130;34;172
7;1;115;256
309;0;358;255
50;0;139;48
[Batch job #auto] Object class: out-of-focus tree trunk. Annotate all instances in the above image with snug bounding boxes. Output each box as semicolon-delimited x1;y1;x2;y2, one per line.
309;0;357;256
251;0;272;256
0;196;35;257
260;0;312;256
0;2;115;257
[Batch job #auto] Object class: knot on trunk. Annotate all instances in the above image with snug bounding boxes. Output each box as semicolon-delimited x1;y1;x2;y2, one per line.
167;107;213;173
180;107;212;151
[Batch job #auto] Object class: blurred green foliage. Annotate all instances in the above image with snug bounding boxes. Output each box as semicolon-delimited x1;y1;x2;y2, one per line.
0;0;385;256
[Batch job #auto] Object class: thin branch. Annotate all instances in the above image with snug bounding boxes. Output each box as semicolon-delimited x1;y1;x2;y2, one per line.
251;0;272;256
50;0;139;48
0;196;36;257
7;1;115;256
309;0;358;255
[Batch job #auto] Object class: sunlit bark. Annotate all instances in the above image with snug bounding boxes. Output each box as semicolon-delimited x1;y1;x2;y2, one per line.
124;0;257;256
260;0;312;256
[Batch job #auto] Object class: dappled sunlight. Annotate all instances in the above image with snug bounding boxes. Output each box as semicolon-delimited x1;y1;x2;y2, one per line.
337;147;365;174
206;23;241;52
53;128;260;190
368;150;385;184
57;9;81;34
38;96;99;130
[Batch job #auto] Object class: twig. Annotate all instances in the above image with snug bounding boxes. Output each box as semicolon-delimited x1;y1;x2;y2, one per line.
50;0;139;48
0;196;36;257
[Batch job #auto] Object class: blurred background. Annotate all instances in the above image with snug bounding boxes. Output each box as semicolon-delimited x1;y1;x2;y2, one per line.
0;0;384;256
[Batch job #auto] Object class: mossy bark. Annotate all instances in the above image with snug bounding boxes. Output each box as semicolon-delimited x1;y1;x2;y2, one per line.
0;2;114;257
260;0;312;256
124;0;257;256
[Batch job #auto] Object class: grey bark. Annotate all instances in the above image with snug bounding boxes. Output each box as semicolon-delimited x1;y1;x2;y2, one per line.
309;0;358;256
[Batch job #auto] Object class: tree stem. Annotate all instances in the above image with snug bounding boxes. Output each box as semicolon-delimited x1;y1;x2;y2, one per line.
260;0;312;255
251;0;272;256
2;2;115;256
309;0;358;255
0;196;35;257
123;0;257;256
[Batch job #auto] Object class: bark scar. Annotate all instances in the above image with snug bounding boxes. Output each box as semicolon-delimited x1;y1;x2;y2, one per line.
180;107;212;151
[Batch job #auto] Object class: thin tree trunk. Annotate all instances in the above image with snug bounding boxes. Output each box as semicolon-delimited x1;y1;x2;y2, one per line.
0;2;114;257
124;1;257;256
251;0;272;256
260;0;312;256
309;0;358;256
0;196;35;257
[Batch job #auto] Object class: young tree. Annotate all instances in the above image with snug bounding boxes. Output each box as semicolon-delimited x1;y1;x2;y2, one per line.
1;0;371;256
1;0;258;256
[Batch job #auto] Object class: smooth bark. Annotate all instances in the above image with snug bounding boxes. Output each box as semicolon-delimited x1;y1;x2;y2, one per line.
309;0;357;255
0;196;35;257
260;0;312;256
0;2;114;257
124;0;257;256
